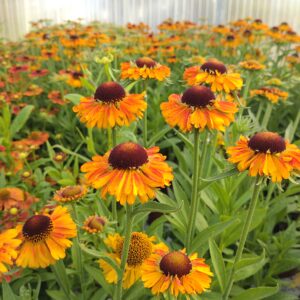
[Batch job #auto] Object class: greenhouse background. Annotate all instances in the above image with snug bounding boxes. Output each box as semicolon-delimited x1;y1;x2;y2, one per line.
1;0;300;40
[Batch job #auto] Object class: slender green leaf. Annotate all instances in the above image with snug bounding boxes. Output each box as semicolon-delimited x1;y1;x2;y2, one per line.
10;105;34;136
209;239;226;292
64;93;83;105
232;285;279;300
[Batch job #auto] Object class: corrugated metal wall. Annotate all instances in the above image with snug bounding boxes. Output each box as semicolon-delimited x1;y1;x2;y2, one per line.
1;0;300;40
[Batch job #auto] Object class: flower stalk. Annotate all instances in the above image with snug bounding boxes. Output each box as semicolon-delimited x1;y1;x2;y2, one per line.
115;204;134;300
223;176;262;300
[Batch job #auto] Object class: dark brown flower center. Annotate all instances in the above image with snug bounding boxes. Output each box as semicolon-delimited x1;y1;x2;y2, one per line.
243;30;252;37
94;82;126;103
254;19;262;24
201;61;227;74
23;215;53;243
72;72;83;79
248;132;286;153
108;142;148;169
160;251;192;277
61;186;83;197
115;232;152;266
0;189;10;200
136;57;157;68
226;35;235;41
182;86;215;107
271;26;279;32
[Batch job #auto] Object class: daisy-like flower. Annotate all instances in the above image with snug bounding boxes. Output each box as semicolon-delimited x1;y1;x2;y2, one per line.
0;229;22;274
183;60;243;93
53;185;87;203
16;206;77;268
227;132;300;182
239;60;265;71
73;82;146;129
0;187;38;211
99;232;156;289
160;86;238;132
121;57;170;81
250;87;288;103
141;244;213;297
82;215;107;234
81;142;173;205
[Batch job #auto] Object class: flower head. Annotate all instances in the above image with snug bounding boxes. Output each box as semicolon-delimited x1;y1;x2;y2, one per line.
100;232;156;288
81;142;173;205
250;87;288;103
53;185;87;203
16;206;77;268
0;229;22;274
161;86;238;132
227;132;300;182
141;244;213;296
73;82;146;128
121;57;170;81
82;215;107;233
184;60;243;93
239;60;265;71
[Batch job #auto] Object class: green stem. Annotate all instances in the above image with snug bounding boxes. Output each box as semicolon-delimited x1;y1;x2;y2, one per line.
223;176;261;300
111;127;118;221
51;260;72;300
256;101;264;122
71;203;86;300
143;80;148;147
87;127;96;154
239;73;252;117
115;205;134;300
186;129;201;253
107;128;113;149
104;63;111;81
261;102;273;130
290;109;300;141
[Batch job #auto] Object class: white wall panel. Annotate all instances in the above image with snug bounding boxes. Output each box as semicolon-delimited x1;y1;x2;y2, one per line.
0;0;299;40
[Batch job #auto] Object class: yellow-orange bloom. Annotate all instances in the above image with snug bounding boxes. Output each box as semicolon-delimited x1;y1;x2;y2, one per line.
16;206;77;268
73;82;146;128
81;142;173;205
239;60;265;70
141;244;213;296
161;86;238;132
0;229;21;274
53;185;87;203
227;132;300;182
121;57;170;81
99;232;157;289
184;60;243;93
250;87;288;103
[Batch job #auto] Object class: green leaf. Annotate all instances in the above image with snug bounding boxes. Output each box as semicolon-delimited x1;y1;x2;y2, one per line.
232;285;279;300
125;81;138;92
132;201;181;217
148;126;172;146
80;244;121;278
2;280;18;300
10;105;34;136
64;93;83;105
209;239;226;292
201;167;239;182
85;265;112;296
191;218;240;252
234;250;267;281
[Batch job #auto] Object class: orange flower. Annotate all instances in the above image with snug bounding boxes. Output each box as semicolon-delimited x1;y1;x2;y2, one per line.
141;244;213;297
81;142;173;205
161;86;238;132
73;82;146;129
121;57;170;81
184;60;243;93
0;187;38;211
250;87;288;103
227;132;300;182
